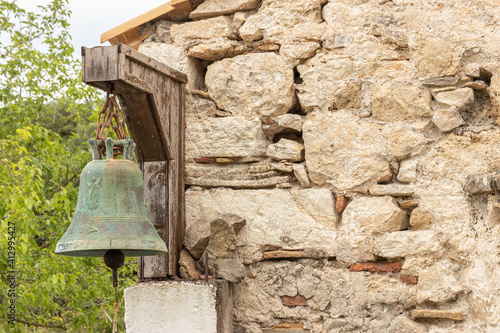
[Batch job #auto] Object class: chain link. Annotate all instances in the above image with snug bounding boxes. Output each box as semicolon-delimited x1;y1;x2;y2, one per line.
95;84;128;141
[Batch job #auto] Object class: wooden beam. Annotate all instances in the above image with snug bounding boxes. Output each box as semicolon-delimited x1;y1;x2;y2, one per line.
100;0;197;49
82;44;187;84
140;161;169;278
120;46;187;83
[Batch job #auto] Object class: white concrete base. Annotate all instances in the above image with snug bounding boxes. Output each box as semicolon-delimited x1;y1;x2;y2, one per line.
124;280;232;333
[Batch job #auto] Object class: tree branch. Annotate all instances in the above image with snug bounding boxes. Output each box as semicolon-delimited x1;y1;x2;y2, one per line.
14;318;69;330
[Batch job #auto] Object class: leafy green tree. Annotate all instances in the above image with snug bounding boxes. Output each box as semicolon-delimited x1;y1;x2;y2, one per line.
1;1;136;331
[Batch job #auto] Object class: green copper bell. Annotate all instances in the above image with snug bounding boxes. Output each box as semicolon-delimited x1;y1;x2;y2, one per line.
55;137;167;257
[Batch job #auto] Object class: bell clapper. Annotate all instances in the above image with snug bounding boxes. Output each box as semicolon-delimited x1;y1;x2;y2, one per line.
104;250;125;333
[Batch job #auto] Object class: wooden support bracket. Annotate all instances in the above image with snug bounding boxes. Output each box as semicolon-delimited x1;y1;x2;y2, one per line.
82;44;186;277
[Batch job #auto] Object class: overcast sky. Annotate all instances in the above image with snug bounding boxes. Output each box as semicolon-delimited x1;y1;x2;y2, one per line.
17;0;168;59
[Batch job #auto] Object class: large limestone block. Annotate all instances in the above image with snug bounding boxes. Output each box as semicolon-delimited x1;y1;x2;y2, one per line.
434;88;474;109
239;0;324;43
280;41;320;60
342;196;408;233
322;32;354;50
284;22;326;43
190;0;261;20
382;124;428;160
409;208;435;230
331;80;363;110
170;16;237;44
371;82;432;121
432;107;465;132
374;231;442;259
296;52;371;112
198;218;247;283
187;41;249;61
303;110;391;192
280;41;320;67
415;39;461;78
186;117;271;159
420;129;500;183
417;264;463;304
262;114;303;139
266;138;304;162
186;92;218;120
336;234;376;265
322;0;367;26
205;53;295;119
139;43;204;89
233;11;256;31
185;214;246;259
185;188;337;258
402;258;434;277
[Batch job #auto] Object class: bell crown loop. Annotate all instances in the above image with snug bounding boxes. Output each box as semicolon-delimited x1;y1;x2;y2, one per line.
89;138;136;161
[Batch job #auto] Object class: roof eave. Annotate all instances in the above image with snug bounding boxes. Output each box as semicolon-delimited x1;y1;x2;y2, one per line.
100;0;202;49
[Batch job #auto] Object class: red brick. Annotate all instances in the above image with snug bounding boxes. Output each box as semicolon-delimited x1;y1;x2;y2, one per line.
256;43;280;51
263;323;304;330
399;274;418;285
194;157;215;163
282;295;308;306
263;250;303;260
349;262;402;273
336;196;348;213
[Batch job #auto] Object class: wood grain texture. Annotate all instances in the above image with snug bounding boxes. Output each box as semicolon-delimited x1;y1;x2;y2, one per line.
167;81;186;276
121;46;187;83
81;45;120;83
142;161;169;277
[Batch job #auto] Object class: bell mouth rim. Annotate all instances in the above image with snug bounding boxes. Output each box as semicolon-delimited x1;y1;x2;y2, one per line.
86;159;136;164
55;248;168;257
55;238;168;257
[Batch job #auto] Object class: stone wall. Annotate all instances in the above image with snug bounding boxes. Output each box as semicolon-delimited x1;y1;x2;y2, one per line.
138;0;500;332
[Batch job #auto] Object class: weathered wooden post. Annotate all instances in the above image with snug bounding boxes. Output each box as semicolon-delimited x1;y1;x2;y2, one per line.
81;43;186;277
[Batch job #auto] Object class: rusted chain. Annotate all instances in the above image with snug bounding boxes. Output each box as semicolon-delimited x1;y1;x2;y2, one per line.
96;83;128;141
112;287;119;333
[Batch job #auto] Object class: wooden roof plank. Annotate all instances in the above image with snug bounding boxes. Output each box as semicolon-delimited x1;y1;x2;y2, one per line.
100;0;196;49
